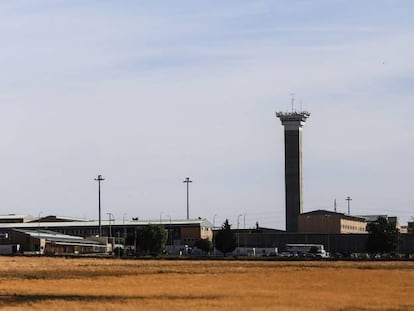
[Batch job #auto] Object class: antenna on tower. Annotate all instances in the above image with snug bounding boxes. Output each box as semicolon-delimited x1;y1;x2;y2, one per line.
290;93;295;112
300;99;303;112
334;198;337;212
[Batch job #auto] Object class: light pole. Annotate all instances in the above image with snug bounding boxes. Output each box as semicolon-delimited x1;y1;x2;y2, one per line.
107;212;114;238
243;213;247;248
325;214;330;253
346;196;352;215
212;214;217;257
183;177;192;220
37;211;43;251
94;174;105;236
123;213;127;239
117;231;121;259
237;214;243;252
167;215;172;253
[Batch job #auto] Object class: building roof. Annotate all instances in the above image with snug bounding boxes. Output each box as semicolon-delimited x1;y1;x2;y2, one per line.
300;210;366;222
0;214;34;222
227;227;285;233
13;229;105;246
357;215;389;222
28;215;90;223
0;218;213;229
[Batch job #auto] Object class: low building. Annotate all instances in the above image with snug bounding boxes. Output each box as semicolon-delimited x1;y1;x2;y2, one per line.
229;229;414;254
358;215;401;231
0;229;107;255
0;217;213;252
298;210;367;234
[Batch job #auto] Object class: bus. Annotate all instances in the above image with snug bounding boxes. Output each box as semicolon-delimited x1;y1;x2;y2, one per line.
285;244;329;258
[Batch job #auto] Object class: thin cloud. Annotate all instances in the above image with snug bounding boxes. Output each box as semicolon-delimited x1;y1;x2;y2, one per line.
0;1;413;228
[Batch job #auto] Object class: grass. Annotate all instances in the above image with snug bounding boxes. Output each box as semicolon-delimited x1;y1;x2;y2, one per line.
0;257;413;310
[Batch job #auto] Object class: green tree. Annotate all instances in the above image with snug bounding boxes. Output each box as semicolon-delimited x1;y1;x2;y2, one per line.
215;219;236;256
137;224;168;255
194;238;212;255
408;220;414;234
366;216;399;253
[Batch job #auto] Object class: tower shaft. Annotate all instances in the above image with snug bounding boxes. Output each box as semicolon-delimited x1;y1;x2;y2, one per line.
276;111;309;232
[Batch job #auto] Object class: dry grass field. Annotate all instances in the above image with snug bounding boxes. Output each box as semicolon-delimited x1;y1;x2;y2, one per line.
0;257;413;311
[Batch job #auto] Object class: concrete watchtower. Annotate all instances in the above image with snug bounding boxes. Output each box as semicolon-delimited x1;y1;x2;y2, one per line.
276;109;310;232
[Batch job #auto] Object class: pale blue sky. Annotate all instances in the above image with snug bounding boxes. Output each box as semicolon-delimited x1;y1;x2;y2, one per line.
0;1;413;229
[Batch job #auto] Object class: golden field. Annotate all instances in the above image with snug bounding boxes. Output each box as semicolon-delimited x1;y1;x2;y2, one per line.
0;257;413;311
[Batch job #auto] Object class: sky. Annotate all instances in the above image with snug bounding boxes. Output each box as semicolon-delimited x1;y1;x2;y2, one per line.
0;0;413;229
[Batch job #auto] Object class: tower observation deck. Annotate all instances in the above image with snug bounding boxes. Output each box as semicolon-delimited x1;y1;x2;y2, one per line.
276;110;310;232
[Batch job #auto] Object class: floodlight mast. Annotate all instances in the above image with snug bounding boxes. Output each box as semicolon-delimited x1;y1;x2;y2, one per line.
183;177;192;220
94;174;105;236
346;196;352;215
